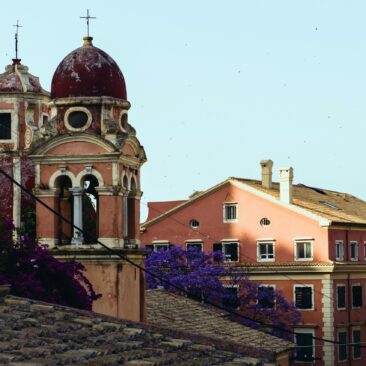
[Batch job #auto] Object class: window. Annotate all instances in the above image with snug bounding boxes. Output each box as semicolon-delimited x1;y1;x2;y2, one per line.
147;242;172;252
337;285;346;309
258;285;275;308
257;240;275;261
0;113;11;140
64;107;92;131
335;240;344;261
352;329;361;359
222;285;239;309
154;243;170;252
294;285;313;310
260;217;270;227
352;285;362;308
189;219;200;229
213;242;239;262
223;203;237;222
350;241;358;261
295;329;314;362
186;242;203;252
338;331;347;362
295;240;313;260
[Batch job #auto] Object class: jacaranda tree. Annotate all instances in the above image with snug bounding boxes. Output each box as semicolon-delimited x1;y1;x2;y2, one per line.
0;219;100;310
145;246;301;339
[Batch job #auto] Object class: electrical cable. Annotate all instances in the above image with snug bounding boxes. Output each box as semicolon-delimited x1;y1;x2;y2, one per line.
141;198;366;320
0;166;365;350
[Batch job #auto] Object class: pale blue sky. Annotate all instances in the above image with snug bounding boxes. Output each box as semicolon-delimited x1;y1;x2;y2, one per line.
1;1;366;220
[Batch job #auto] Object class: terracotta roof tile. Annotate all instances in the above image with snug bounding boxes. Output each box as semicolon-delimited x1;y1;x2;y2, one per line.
232;178;366;224
146;289;293;360
0;295;279;365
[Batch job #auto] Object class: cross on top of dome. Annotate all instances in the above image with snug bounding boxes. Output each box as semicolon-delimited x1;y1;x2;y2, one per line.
80;9;96;38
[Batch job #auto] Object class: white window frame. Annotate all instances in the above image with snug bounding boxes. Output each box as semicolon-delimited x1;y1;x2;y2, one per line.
294;328;315;363
185;241;203;252
336;284;347;310
351;283;362;309
350;241;358;261
352;328;361;360
294;240;313;261
0;110;14;142
294;284;314;311
257;284;276;309
256;239;275;262
151;241;170;252
338;329;348;362
335;240;344;261
223;202;238;223
221;241;239;262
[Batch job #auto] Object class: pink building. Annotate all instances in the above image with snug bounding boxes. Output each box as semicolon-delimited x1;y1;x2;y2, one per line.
141;160;366;366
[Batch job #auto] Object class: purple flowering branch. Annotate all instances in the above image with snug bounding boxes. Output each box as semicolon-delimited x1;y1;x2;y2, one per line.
145;246;301;339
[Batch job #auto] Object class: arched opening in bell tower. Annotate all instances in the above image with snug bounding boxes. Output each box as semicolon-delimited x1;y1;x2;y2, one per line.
55;175;73;245
82;174;99;244
127;176;137;239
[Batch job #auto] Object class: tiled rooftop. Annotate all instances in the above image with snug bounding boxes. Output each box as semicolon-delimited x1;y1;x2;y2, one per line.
147;289;292;361
142;177;366;227
0;295;278;366
234;178;366;224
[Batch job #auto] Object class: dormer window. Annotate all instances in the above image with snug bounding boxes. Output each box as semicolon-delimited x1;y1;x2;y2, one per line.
0;113;12;140
64;107;92;132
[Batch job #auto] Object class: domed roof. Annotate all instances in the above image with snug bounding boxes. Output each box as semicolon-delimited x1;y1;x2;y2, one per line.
0;59;46;94
51;37;127;100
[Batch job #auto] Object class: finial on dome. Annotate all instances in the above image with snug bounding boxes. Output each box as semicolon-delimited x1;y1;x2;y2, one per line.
80;9;96;38
83;36;93;46
12;20;22;61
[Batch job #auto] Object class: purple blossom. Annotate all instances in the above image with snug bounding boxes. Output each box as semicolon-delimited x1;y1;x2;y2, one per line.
0;218;100;310
145;246;301;339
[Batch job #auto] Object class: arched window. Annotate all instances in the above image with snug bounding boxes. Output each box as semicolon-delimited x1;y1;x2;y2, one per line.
82;174;99;244
55;175;73;244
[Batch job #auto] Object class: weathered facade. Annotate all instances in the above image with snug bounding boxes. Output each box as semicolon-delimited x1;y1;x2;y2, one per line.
141;160;366;366
0;58;49;227
0;36;148;322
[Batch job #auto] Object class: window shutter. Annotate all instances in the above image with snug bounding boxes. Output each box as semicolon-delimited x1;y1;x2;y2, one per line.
353;330;361;359
303;287;312;308
296;333;313;361
295;287;312;309
338;332;347;361
352;286;362;307
337;287;346;308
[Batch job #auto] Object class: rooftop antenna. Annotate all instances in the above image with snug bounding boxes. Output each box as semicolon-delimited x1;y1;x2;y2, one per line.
13;20;22;61
80;9;96;38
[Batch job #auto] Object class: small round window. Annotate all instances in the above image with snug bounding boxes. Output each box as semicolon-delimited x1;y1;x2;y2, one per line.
68;111;89;129
260;218;271;227
190;219;200;229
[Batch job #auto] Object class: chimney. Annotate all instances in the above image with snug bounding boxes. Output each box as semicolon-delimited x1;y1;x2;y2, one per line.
260;160;273;189
279;167;294;204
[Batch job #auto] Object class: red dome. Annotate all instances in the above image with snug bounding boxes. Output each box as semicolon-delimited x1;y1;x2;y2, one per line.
51;38;127;99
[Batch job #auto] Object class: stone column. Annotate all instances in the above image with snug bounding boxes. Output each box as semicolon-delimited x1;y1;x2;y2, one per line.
12;156;21;229
69;187;84;245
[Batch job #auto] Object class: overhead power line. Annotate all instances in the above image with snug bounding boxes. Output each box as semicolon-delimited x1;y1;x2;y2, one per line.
0;166;364;351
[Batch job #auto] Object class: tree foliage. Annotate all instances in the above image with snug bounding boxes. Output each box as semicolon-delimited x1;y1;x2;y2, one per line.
145;246;301;339
0;219;100;310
